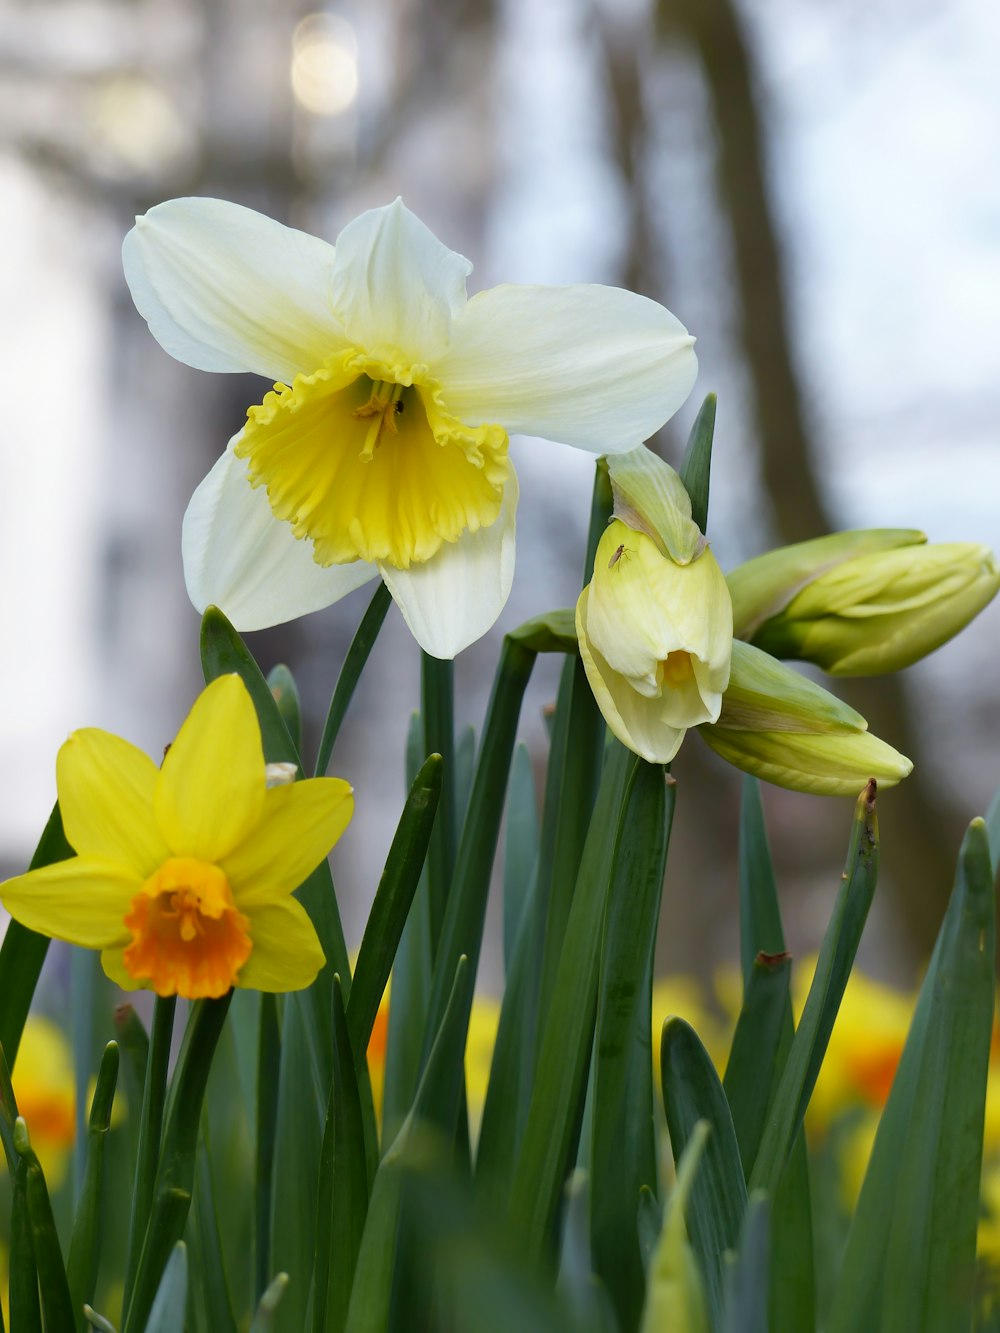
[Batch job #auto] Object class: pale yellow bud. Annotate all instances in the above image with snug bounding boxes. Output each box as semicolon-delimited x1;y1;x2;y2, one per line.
698;642;913;795
576;520;733;764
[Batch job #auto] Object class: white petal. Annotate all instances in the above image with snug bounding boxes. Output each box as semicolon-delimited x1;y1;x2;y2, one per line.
123;197;347;382
330;199;472;368
379;470;519;659
435;284;698;453
182;441;378;631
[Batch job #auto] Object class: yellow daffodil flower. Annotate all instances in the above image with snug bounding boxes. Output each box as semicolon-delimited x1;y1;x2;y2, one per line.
0;676;352;999
123;198;698;658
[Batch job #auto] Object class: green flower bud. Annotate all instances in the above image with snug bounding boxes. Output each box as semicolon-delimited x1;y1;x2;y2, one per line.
749;541;1000;676
577;518;733;764
698;642;912;796
727;529;923;639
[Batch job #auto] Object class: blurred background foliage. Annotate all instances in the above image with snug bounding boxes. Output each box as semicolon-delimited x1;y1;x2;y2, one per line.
1;0;998;993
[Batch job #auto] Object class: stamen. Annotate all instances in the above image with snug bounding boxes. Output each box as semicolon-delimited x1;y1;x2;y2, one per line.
353;380;405;461
659;651;695;690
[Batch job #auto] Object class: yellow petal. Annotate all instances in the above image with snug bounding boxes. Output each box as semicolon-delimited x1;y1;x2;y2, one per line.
155;675;265;862
57;729;170;875
223;777;354;906
237;895;326;991
1;859;138;947
100;946;145;991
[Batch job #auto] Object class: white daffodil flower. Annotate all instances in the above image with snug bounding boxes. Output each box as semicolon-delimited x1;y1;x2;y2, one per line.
124;197;698;657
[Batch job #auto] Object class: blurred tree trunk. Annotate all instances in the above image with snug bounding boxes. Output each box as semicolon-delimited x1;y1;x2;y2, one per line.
653;0;957;958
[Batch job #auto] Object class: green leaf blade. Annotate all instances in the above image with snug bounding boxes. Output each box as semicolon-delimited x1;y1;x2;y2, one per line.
660;1018;748;1327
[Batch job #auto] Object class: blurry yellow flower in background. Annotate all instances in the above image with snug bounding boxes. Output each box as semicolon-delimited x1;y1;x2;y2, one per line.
124;197;698;658
366;984;499;1138
1;676;353;1000
791;958;913;1137
652;976;731;1076
9;1015;76;1189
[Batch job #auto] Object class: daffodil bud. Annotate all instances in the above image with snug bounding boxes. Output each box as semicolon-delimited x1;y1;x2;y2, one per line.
728;530;1000;676
576;510;733;764
749;542;1000;676
698;641;913;796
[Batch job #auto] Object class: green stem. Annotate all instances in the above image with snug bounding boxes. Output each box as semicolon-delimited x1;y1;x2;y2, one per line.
122;995;176;1311
421;653;456;955
255;993;281;1301
67;1041;120;1328
533;461;611;1044
419;637;537;1086
124;992;234;1333
314;582;392;777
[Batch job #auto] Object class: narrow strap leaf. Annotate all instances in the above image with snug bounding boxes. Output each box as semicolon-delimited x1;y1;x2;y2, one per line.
828;818;995;1332
0;802;73;1065
267;663;302;755
16;1121;75;1332
418;637;536;1093
679;393;717;535
314;581;392;777
254;992;280;1301
347;753;442;1061
722;1193;770;1333
503;742;539;974
67;1041;120;1325
661;1018;749;1327
382;714;435;1145
508;743;638;1256
738;776;785;975
591;765;675;1331
313;976;369;1333
113;1003;149;1171
723;953;791;1175
750;782;879;1196
123;993;233;1333
143;1242;188;1333
641;1121;710;1333
9;1149;42;1333
345;957;470;1333
191;1131;239;1333
123;994;176;1308
421;653;456;954
735;777;816;1328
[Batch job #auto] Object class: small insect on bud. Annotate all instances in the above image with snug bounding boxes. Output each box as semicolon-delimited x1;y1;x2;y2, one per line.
608;544;626;570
